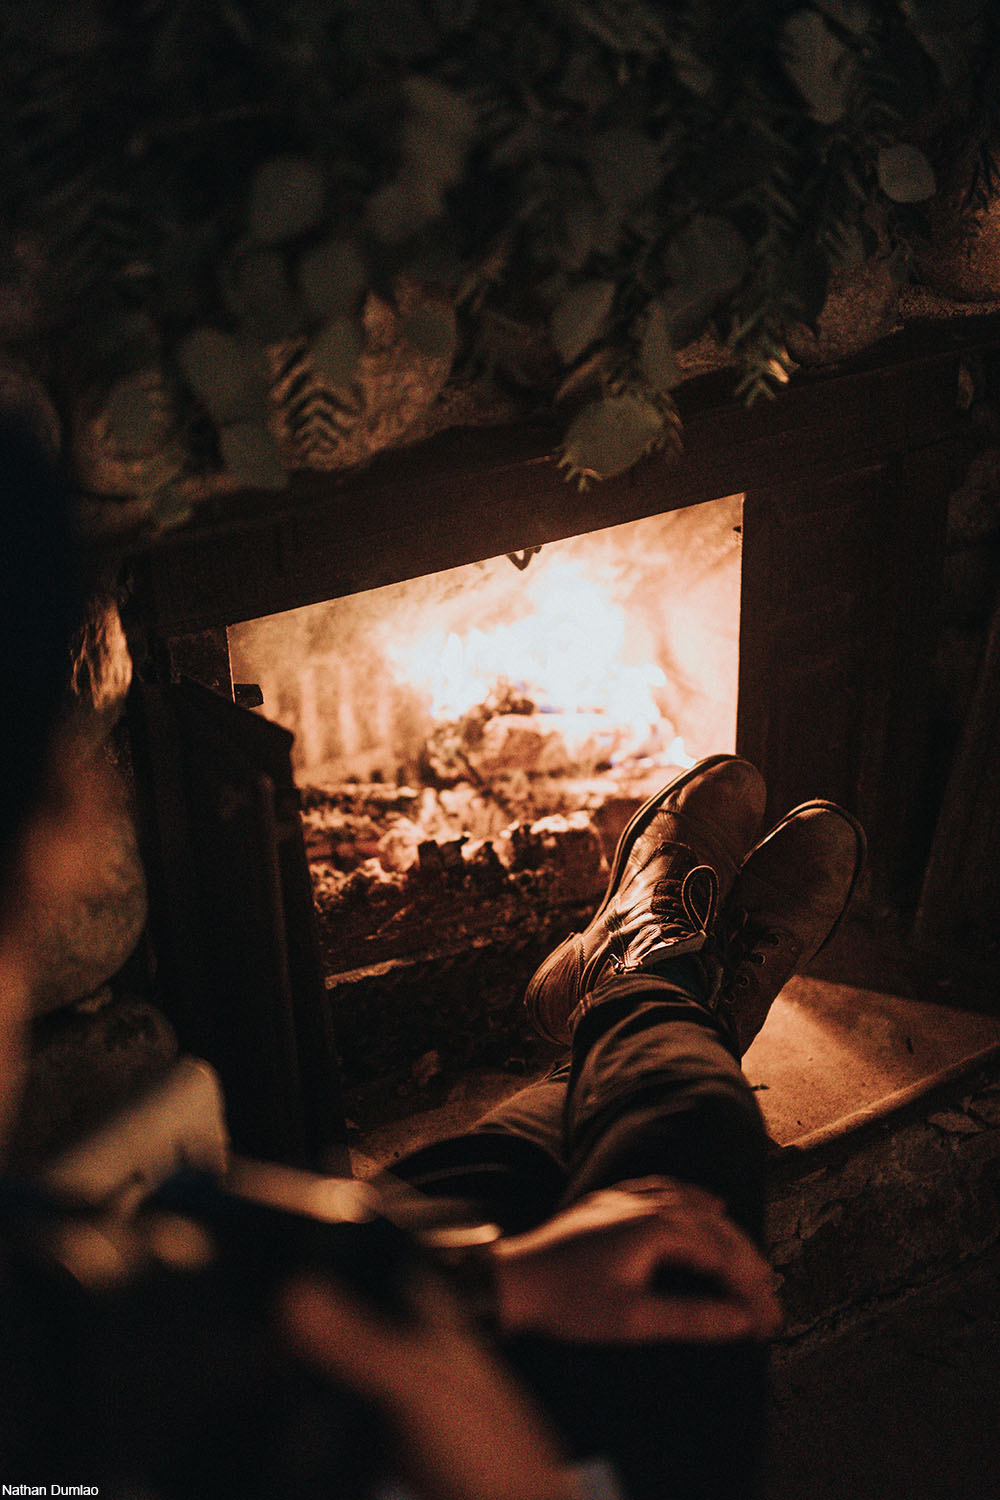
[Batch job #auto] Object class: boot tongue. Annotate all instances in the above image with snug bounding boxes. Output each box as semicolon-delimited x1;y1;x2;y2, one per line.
603;841;720;975
649;845;718;925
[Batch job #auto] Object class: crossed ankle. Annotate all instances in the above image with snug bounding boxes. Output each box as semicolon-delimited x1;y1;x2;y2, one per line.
571;970;718;1035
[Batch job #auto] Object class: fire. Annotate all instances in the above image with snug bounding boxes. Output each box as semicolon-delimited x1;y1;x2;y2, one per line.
387;558;680;759
225;501;742;976
227;494;742;785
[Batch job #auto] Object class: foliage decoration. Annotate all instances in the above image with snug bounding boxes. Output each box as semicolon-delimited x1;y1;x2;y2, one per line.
0;0;998;531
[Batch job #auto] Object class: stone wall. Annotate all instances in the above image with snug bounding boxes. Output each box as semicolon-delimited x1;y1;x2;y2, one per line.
768;1065;1000;1347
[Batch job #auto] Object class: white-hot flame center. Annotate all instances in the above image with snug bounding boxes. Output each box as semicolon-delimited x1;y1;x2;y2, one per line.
387;559;690;762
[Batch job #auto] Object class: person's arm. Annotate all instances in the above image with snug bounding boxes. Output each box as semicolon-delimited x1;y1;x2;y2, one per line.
489;1176;782;1344
278;1268;577;1500
278;1174;779;1500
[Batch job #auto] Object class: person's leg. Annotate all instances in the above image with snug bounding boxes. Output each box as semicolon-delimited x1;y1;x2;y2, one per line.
387;978;765;1241
509;778;865;1500
506;760;770;1499
504;972;769;1500
562;974;766;1238
388;1064;570;1234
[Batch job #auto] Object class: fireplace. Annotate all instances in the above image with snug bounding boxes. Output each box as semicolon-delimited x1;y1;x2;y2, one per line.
126;321;1000;1165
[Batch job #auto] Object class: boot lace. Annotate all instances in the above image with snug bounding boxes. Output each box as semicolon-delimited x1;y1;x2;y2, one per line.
649;860;719;940
718;907;782;1004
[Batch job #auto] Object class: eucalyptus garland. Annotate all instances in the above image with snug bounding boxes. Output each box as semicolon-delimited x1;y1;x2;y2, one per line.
0;0;997;529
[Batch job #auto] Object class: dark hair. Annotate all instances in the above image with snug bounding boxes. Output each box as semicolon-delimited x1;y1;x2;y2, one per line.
0;419;79;890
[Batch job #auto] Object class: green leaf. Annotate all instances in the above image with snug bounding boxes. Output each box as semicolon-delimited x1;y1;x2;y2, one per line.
877;144;936;202
666;39;715;95
365;77;475;243
814;0;872;34
249;157;326;244
662;216;748;341
366;179;433;241
106;373;165;455
559;390;666;483
567;0;668;55
587;128;662;217
665;216;748;299
219;423;289;491
781;11;852;125
404;76;476;147
551;280;616;365
399;302;458;360
895;0;982;88
224;250;303;343
401;77;475;188
177;327;267;424
311;317;365;387
640;303;682;392
299;239;367;318
153;487;195;531
562;197;599;269
831;223;867;271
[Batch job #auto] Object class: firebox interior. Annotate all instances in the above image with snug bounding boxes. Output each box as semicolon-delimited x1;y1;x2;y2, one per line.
228;496;741;1002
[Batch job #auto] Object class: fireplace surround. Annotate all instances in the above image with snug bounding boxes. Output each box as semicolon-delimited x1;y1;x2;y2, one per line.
124;316;1000;1166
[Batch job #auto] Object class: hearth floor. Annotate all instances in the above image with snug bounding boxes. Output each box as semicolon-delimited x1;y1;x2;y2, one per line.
348;978;1000;1177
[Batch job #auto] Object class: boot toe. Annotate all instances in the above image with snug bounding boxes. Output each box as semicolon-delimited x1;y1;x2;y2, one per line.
667;756;768;885
755;804;865;915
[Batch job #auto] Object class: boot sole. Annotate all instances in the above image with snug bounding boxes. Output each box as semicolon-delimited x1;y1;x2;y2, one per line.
525;752;754;1042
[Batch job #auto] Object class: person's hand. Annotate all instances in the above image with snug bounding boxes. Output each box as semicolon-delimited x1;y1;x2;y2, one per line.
491;1176;782;1344
278;1269;575;1500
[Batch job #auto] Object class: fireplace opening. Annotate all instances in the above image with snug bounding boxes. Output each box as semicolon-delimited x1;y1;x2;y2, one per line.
219;495;745;1143
229;494;741;980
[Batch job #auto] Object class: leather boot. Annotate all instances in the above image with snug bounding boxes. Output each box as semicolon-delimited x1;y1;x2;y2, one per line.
525;755;767;1044
717;800;866;1056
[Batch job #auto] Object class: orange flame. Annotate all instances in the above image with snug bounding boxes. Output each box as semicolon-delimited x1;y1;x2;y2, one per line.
387;558;679;758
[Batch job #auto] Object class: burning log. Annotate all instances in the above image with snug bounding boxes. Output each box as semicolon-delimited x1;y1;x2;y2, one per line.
308;797;607;973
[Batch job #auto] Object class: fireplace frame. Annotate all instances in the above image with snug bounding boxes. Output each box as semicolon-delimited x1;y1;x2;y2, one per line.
123;313;1000;1163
